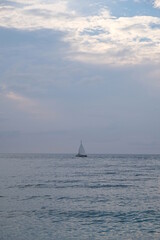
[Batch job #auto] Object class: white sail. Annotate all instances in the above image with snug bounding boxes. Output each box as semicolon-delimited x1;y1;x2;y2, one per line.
78;141;86;155
76;140;87;157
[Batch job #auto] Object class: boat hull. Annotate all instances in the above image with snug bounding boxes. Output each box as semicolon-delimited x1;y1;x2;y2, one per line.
76;154;87;157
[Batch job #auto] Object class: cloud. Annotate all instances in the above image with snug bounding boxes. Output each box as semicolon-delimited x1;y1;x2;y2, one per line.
66;14;160;65
154;0;160;8
0;0;159;65
6;91;35;107
3;91;42;116
0;89;57;120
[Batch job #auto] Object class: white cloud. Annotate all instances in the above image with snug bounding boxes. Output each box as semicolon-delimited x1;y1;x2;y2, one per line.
65;13;160;65
154;0;160;8
0;0;160;65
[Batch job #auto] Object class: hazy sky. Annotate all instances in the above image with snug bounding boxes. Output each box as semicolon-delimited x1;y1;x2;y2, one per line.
0;0;160;153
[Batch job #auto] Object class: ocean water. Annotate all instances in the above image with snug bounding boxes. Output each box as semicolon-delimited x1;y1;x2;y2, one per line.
0;154;160;240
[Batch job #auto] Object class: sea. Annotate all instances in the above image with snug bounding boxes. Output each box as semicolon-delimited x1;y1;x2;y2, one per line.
0;153;160;240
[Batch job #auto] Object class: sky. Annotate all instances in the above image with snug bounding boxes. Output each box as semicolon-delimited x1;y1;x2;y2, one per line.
0;0;160;154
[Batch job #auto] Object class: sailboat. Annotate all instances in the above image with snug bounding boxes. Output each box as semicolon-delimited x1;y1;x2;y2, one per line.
76;140;87;157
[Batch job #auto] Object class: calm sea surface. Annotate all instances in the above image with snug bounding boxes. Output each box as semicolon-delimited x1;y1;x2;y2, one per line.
0;154;160;240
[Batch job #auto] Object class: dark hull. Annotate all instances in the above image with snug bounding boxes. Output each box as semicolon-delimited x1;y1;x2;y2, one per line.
76;154;87;157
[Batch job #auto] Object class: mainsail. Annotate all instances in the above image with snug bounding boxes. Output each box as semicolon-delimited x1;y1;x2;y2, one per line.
76;140;87;157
